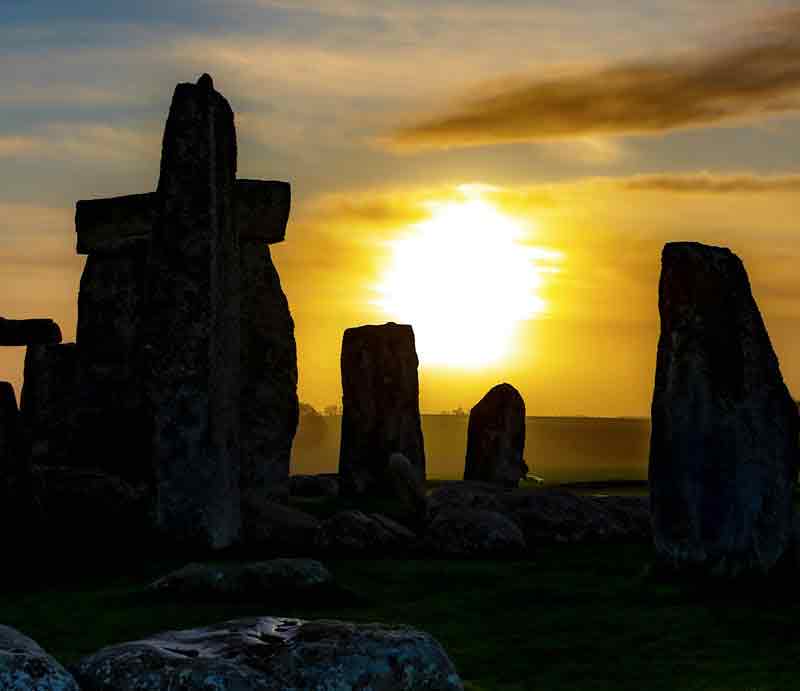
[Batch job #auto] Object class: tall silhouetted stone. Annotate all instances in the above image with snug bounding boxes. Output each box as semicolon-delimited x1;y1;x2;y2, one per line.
339;323;425;496
464;383;527;487
74;243;150;482
0;383;17;474
142;74;241;549
240;241;299;530
650;242;799;577
20;344;78;465
0;318;61;346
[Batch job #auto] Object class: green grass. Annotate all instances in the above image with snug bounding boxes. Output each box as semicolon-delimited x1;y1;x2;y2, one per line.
3;544;800;690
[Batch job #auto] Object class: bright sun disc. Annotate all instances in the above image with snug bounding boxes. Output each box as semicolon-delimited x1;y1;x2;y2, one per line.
376;189;559;368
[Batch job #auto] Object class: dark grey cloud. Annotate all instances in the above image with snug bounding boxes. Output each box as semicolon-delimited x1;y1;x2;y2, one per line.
387;10;800;151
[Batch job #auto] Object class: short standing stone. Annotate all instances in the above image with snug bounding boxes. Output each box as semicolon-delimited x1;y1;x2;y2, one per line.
339;322;425;496
20;344;78;465
240;241;299;536
650;242;799;577
142;74;241;549
0;318;61;346
0;625;80;691
388;452;428;518
464;383;527;487
74;617;464;691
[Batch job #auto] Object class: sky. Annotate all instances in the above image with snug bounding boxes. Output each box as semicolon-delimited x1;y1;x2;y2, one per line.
2;0;800;417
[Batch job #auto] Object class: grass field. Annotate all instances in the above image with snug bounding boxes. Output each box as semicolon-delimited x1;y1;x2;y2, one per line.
292;414;652;484
4;542;800;691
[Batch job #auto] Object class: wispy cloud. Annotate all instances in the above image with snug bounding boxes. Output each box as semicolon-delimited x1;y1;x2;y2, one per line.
385;9;800;151
621;171;800;193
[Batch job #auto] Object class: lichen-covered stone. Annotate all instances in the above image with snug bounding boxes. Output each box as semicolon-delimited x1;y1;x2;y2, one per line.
0;318;61;346
240;241;298;539
422;508;527;557
464;383;527;487
20;344;79;466
74;617;464;691
339;322;425;496
148;559;334;600
316;510;417;556
650;242;799;577
0;625;79;691
142;73;241;549
75;242;150;482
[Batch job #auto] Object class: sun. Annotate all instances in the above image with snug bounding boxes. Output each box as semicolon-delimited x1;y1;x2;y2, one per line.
376;187;559;368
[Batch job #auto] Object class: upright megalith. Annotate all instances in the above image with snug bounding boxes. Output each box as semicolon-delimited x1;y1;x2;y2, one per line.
339;322;425;496
240;241;299;527
20;344;78;465
464;383;527;488
75;243;149;481
0;318;61;346
0;382;18;474
650;242;799;577
142;74;241;549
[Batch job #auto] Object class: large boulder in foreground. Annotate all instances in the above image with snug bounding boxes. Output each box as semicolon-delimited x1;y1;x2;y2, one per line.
464;383;527;487
0;624;79;690
74;617;464;691
650;242;799;577
339;322;425;496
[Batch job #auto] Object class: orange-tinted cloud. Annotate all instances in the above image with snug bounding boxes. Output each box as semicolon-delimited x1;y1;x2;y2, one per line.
385;10;800;151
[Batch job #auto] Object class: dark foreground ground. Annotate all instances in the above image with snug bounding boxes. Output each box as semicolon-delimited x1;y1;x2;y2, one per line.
3;539;800;691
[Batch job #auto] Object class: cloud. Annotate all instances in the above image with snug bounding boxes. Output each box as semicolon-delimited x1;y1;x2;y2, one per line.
621;172;800;193
385;9;800;151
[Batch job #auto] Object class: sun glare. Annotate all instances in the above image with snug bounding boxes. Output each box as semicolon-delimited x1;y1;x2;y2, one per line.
376;187;560;368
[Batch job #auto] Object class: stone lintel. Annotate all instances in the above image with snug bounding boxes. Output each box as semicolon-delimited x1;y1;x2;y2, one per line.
0;318;62;346
76;180;290;254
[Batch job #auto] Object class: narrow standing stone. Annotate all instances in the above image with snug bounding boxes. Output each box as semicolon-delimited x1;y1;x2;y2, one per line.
339;322;425;496
240;240;299;533
649;242;799;577
74;243;150;482
142;74;241;549
464;383;527;487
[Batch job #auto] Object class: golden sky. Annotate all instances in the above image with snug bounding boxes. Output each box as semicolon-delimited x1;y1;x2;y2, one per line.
2;1;800;416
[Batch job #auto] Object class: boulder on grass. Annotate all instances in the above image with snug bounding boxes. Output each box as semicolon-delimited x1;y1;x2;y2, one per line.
148;559;334;601
422;508;527;557
74;617;464;691
245;501;321;553
0;625;79;691
289;473;339;498
316;510;416;556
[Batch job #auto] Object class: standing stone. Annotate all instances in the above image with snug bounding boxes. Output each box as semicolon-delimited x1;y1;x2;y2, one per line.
339;322;425;496
142;74;241;549
0;382;18;477
650;242;799;577
74;243;150;482
20;344;79;466
240;241;299;532
464;383;527;488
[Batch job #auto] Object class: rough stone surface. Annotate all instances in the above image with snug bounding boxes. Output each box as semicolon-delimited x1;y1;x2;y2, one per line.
74;617;464;691
0;382;18;478
142;74;241;549
148;559;334;600
316;510;417;556
290;473;339;498
0;318;61;346
75;192;156;254
240;241;298;538
339;322;425;496
650;242;799;577
20;344;79;466
427;481;507;518
245;501;321;553
464;383;527;487
422;508;527;557
33;466;151;549
501;489;648;544
388;452;428;519
0;625;79;691
75;243;150;482
76;181;289;254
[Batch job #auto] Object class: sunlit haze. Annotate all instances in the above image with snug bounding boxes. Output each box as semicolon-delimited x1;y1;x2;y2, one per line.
376;187;559;367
